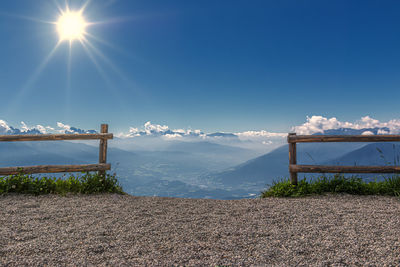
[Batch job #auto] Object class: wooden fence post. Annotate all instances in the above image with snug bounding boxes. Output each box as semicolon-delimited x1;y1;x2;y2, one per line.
0;126;112;176
288;133;298;185
99;124;108;177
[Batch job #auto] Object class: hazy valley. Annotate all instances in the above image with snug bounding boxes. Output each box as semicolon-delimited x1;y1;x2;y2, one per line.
2;127;400;199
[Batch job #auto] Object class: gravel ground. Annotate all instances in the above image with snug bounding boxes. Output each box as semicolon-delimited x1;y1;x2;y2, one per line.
1;193;399;266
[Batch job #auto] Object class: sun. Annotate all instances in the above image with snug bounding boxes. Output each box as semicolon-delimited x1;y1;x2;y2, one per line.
7;0;132;116
56;11;87;41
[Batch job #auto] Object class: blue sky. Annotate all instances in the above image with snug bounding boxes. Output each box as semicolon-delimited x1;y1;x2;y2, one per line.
1;0;400;134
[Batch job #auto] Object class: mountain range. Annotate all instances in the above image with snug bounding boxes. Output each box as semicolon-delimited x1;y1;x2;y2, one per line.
1;127;400;199
206;142;400;191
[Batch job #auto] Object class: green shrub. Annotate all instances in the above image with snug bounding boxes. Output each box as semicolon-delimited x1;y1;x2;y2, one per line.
261;174;400;198
0;172;124;196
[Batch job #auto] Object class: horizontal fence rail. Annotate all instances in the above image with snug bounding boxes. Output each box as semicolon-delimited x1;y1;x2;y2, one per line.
288;133;400;185
0;164;111;176
288;134;400;143
0;133;113;142
0;124;112;176
290;165;400;174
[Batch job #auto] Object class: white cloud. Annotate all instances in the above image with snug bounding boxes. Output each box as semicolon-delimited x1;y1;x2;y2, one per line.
115;122;288;152
144;121;169;135
163;133;183;139
358;116;380;128
128;127;141;137
292;116;345;134
0;120;11;134
55;122;96;134
0;120;55;134
56;122;71;133
118;121;288;141
0;120;95;135
118;122;206;138
20;121;53;134
6;116;400;149
172;129;186;134
292;115;400;135
20;121;29;132
236;130;287;139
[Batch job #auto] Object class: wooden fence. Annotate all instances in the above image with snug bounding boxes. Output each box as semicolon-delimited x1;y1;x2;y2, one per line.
288;133;400;185
0;124;113;176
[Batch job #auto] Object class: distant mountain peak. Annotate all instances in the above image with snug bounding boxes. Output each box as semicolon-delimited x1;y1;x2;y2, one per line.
319;127;391;135
0;119;97;135
206;132;238;138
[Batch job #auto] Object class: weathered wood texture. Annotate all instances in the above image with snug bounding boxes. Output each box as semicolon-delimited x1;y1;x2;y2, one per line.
288;133;298;185
0;163;111;176
290;164;400;173
0;133;113;142
288;134;400;143
287;132;400;185
98;124;109;177
0;124;113;176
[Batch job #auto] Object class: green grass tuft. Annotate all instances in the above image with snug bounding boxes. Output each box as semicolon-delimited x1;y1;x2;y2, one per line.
261;174;400;198
0;172;125;196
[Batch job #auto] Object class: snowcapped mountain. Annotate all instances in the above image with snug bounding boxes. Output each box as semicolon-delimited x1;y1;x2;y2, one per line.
321;127;390;135
203;141;365;188
2;116;400;199
204;127;400;190
0;120;97;135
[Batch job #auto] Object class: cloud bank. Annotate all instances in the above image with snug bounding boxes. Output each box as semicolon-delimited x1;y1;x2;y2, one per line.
115;116;400;149
292;116;400;135
2;115;400;148
118;116;400;141
0;120;96;135
117;121;287;142
124;121;205;139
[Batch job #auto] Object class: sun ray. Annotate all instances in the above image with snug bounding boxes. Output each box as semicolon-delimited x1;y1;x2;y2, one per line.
65;40;72;120
79;0;92;14
82;39;127;80
83;39;143;95
17;41;61;95
84;32;143;63
5;0;138;118
84;32;120;51
80;41;111;85
5;41;62;116
65;0;70;12
0;12;54;24
88;15;144;26
51;0;65;15
68;41;72;79
80;40;127;108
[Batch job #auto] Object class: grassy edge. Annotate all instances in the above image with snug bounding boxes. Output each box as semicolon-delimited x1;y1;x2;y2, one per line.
0;172;126;196
261;174;400;198
5;171;400;199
